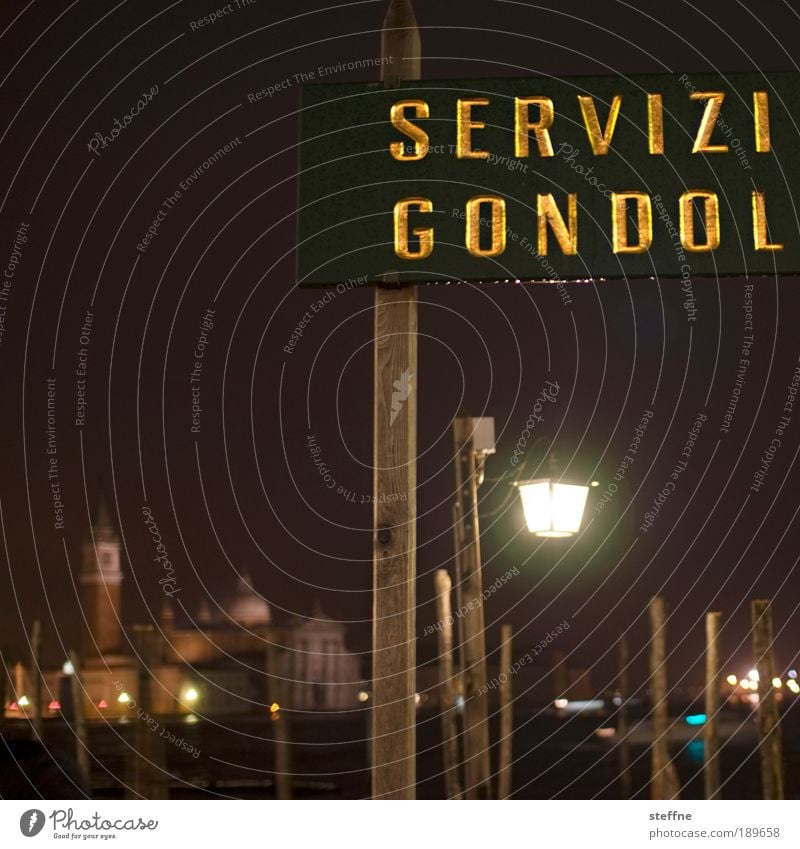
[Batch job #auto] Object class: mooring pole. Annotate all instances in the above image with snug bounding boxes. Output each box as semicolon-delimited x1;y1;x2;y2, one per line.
617;631;632;799
434;569;463;799
704;611;722;799
371;0;420;800
751;599;784;799
68;649;91;792
452;416;492;799
497;624;513;800
30;619;43;742
648;596;680;799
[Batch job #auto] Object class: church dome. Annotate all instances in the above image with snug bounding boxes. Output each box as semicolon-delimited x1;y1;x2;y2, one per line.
226;572;271;627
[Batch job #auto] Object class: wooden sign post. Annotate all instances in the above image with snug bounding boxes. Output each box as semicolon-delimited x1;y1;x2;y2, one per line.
704;611;722;799
371;0;420;800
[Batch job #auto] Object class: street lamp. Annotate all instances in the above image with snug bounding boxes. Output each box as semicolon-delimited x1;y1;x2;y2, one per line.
514;478;590;537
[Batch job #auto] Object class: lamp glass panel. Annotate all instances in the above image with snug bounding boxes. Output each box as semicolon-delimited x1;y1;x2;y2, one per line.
518;481;551;534
550;483;589;534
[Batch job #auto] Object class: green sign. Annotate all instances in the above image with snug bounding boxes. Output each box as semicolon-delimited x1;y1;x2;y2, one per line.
297;72;800;287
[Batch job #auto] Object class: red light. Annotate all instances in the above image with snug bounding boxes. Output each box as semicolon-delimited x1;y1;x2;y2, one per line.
48;700;61;710
9;702;18;711
98;699;108;709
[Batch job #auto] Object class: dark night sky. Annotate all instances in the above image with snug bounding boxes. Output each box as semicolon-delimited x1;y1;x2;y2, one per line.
1;0;799;697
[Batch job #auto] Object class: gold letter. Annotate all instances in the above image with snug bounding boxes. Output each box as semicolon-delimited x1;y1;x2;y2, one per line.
752;190;783;251
515;97;554;157
537;193;578;255
394;197;433;259
612;192;653;254
466;196;506;257
690;92;728;153
647;94;664;154
753;92;771;153
389;100;430;161
457;98;489;159
578;94;622;155
680;191;720;252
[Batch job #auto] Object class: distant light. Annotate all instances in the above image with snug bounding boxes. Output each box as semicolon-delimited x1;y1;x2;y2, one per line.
748;693;759;704
269;702;280;713
786;679;800;694
748;669;759;682
595;727;615;738
612;695;622;706
590;481;600;487
9;702;18;711
98;699;108;709
685;713;706;726
414;693;421;706
739;679;750;690
17;695;30;707
789;669;798;679
357;690;369;703
772;677;782;688
455;695;465;711
185;713;199;724
554;698;569;710
118;692;131;704
270;712;281;722
726;674;738;686
62;660;75;676
184;687;199;703
48;700;61;710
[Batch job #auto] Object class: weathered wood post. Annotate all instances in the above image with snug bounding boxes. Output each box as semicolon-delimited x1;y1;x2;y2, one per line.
452;416;492;799
617;631;632;799
704;611;722;799
30;619;43;741
433;569;463;799
267;644;292;800
371;0;420;800
127;625;167;799
68;649;91;792
751;599;784;799
649;596;680;799
498;623;513;800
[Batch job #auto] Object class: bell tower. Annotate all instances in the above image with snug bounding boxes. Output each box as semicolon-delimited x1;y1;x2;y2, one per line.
80;491;124;662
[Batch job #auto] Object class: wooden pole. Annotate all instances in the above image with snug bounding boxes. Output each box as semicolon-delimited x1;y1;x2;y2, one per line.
0;646;6;727
267;644;292;800
68;649;91;792
617;631;632;799
648;597;680;799
433;569;463;799
29;619;43;741
498;623;513;800
751;599;784;799
127;625;167;799
452;417;492;799
371;0;420;800
704;611;722;799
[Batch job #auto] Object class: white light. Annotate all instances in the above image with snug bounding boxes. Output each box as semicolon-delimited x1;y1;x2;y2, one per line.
772;678;782;688
786;679;800;694
357;690;369;703
517;479;589;537
118;692;131;703
789;669;797;679
590;481;600;487
62;660;75;676
17;695;30;707
184;687;199;703
739;679;750;690
748;669;759;682
726;674;738;686
554;698;568;709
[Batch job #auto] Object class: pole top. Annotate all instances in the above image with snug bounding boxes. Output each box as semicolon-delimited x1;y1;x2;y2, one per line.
381;0;421;84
